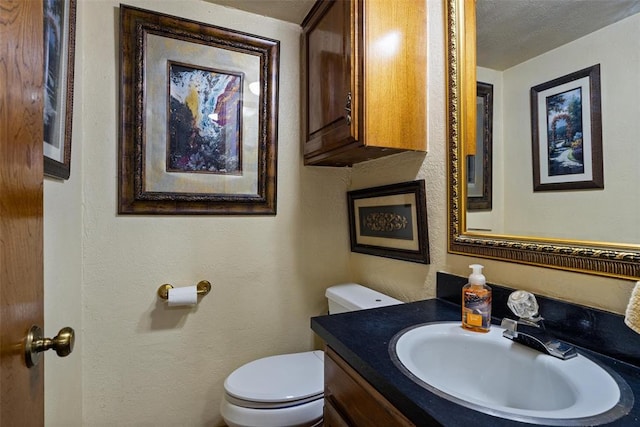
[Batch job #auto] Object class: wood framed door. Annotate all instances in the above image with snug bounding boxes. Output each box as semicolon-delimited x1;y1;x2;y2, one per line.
0;0;46;425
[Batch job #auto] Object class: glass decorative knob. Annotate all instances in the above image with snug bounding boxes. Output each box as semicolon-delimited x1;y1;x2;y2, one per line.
507;290;540;319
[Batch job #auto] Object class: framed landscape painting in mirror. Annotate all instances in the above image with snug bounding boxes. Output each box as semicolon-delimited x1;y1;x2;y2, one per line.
531;64;603;192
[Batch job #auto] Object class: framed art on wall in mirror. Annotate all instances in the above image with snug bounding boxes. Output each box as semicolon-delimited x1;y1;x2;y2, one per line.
467;81;493;210
531;64;603;192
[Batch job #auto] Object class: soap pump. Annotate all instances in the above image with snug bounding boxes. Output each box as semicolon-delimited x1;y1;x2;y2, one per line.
462;264;492;333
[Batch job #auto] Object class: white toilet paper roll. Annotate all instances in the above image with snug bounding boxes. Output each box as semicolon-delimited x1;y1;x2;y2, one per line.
167;286;198;306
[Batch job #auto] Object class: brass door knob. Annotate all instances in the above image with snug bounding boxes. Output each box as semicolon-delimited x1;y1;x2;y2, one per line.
25;325;75;368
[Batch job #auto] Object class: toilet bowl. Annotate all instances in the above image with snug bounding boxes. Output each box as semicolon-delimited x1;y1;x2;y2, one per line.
220;351;324;427
220;283;402;427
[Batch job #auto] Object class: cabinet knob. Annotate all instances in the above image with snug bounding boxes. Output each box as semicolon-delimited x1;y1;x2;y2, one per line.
345;92;352;125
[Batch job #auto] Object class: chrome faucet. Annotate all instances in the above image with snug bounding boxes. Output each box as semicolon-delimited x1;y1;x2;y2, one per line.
500;290;577;360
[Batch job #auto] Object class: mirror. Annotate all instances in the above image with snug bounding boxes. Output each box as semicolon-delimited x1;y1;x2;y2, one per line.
446;0;640;279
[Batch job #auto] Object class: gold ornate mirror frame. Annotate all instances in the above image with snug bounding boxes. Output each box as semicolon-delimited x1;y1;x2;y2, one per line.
446;0;640;280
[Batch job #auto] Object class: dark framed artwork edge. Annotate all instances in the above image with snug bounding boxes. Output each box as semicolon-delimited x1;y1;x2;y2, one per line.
467;81;493;210
43;0;77;180
347;180;430;264
530;64;603;192
118;5;279;215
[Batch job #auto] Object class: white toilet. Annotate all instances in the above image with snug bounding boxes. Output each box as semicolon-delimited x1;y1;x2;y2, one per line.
220;283;403;427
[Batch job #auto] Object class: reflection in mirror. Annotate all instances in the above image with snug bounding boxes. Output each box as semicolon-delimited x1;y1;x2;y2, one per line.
446;0;640;279
530;64;604;193
473;0;640;244
467;82;492;213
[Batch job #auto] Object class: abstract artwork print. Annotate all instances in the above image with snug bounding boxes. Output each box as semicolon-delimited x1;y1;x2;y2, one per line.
167;62;243;175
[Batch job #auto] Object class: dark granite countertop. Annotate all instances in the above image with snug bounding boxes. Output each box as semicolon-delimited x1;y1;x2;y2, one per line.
311;298;640;426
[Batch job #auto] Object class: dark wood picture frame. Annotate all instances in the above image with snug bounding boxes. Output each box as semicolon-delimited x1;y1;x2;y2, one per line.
43;0;76;180
467;82;493;210
348;180;430;264
531;64;603;192
118;6;279;215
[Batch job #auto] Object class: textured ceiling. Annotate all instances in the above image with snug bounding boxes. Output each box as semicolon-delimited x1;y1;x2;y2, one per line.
477;0;640;70
204;1;640;71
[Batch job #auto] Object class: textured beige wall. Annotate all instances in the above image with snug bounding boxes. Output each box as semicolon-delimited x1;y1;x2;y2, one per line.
44;1;84;423
77;1;349;425
44;151;83;424
349;0;447;303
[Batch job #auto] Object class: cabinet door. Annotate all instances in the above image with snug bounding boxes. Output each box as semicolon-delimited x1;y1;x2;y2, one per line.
325;347;415;427
324;398;351;427
303;0;357;160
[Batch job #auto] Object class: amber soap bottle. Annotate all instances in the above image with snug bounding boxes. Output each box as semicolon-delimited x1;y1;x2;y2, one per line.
462;264;492;332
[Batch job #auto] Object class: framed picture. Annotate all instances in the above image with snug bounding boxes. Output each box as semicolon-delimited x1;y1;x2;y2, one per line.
118;6;279;215
43;0;76;180
467;82;493;210
530;64;603;191
347;180;430;264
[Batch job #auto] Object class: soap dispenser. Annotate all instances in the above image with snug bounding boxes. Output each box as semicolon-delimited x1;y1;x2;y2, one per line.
462;264;492;332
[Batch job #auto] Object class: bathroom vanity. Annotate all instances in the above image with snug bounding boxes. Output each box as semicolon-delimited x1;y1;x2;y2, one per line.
311;273;640;426
324;346;413;426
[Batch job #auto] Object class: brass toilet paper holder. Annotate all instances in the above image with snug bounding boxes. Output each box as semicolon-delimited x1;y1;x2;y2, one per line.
157;280;212;300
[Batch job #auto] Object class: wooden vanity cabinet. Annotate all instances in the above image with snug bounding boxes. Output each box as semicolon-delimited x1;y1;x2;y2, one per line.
302;0;427;166
324;347;415;427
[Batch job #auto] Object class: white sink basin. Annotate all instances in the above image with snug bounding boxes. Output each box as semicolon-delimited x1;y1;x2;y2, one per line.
391;322;632;425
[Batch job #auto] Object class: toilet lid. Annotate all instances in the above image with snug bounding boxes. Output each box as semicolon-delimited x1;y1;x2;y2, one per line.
224;350;324;404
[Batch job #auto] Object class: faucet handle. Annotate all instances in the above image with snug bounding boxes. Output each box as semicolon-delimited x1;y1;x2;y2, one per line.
507;290;540;320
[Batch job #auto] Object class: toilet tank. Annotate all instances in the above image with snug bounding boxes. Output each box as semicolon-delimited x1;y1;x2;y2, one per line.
325;283;403;314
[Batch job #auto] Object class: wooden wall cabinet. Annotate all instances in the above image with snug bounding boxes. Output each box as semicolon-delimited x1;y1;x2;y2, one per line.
302;0;427;166
324;347;415;427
